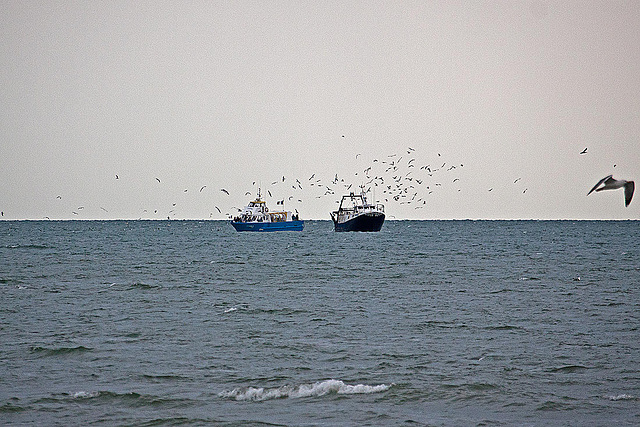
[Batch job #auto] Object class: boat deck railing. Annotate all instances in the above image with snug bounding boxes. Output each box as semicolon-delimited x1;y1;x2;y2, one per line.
336;204;384;216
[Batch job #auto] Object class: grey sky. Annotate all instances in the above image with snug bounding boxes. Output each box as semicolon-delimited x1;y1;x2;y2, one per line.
1;1;639;220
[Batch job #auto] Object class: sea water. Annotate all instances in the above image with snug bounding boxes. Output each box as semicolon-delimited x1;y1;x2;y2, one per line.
1;220;639;425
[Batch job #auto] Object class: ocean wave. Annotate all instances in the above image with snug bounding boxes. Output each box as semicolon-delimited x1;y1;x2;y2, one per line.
129;282;161;290
0;402;27;413
219;379;392;401
29;345;93;356
72;391;101;399
0;277;24;286
422;320;466;329
70;391;144;402
484;324;523;331
249;307;309;316
605;394;637;401
68;391;195;408
141;373;189;382
488;288;513;294
4;244;49;250
549;364;590;373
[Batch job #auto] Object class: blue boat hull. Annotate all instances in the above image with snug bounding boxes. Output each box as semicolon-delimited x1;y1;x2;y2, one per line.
230;220;304;232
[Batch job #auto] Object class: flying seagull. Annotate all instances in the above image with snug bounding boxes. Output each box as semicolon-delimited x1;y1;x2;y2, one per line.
588;175;635;207
580;147;588;155
221;189;229;195
200;186;206;192
155;177;161;183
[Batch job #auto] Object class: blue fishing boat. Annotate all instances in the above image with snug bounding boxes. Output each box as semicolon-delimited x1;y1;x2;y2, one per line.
230;190;303;232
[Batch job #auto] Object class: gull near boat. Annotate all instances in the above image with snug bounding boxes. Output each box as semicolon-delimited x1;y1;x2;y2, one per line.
331;189;385;232
231;190;303;232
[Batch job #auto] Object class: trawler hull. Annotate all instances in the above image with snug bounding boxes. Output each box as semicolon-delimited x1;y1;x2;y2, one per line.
231;220;304;232
333;212;385;232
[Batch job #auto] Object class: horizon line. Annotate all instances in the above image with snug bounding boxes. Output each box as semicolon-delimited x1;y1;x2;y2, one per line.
1;218;638;222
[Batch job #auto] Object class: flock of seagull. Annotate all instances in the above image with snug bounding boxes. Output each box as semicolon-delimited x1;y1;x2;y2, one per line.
1;145;634;220
47;146;498;219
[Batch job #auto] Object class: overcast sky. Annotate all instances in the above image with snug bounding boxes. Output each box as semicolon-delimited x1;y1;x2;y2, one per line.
1;1;639;220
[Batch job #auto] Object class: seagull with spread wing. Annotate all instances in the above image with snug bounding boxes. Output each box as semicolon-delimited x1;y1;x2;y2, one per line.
588;175;634;207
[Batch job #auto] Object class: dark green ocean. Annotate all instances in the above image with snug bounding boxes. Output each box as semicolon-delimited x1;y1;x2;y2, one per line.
1;220;639;425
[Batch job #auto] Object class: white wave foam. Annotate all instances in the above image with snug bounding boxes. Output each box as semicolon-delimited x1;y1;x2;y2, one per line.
219;379;391;401
606;394;637;401
72;391;100;399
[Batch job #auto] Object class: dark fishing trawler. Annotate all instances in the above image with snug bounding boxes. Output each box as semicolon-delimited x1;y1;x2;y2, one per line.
330;188;385;232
